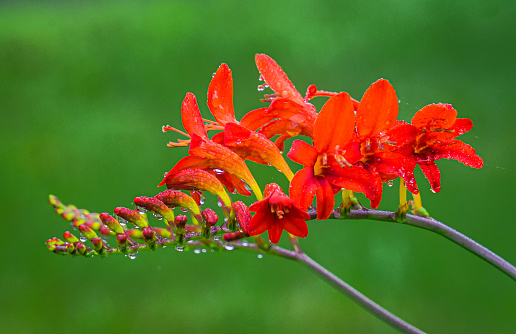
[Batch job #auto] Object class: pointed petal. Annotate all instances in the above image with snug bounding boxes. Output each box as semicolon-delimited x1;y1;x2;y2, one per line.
287;140;318;166
314;92;355;153
315;177;335;220
207;63;237;125
433;140;484;168
289;167;317;210
181;93;208;140
356;79;399;139
325;164;375;201
267;221;283;244
282;213;309;238
376;152;418;194
384;121;417;150
239;107;270;131
255;54;305;106
215;171;252;196
411;103;457;129
224;122;294;181
419;162;441;193
248;204;274;236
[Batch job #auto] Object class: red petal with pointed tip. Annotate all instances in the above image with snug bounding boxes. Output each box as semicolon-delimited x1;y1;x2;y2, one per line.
181;93;208;140
433;140;484;168
375;152;418;194
315;177;335;220
356;79;399;139
411;103;457;129
325;164;376;202
207;63;237;125
314;92;355;153
268;223;283;244
419;162;441;193
248;202;274;235
287;140;318;166
255;54;305;106
159;156;206;187
289;167;317;210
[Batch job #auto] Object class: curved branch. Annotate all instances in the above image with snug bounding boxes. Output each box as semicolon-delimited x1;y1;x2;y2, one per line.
308;208;516;282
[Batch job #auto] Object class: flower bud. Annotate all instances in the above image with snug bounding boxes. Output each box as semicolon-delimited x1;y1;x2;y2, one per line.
223;231;245;242
63;231;79;243
155;189;201;216
232;201;250;236
133;196;175;223
126;229;143;239
116;234;128;253
99;213;125;234
152;227;171;238
201;208;218;238
78;224;98;241
114;207;149;229
142;227;157;250
91;237;105;256
75;242;87;256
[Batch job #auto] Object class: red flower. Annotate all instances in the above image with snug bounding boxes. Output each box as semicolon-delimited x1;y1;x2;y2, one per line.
288;92;375;219
240;54;318;151
411;103;483;193
160;93;263;200
355;79;418;208
248;183;309;244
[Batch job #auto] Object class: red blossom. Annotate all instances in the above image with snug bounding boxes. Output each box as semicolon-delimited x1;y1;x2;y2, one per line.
248;183;309;244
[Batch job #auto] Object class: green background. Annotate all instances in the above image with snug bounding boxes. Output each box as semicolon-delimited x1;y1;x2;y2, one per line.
1;0;515;333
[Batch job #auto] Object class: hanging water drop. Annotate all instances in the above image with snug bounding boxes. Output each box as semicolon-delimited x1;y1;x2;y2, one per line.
180;207;189;212
127;252;138;260
257;254;263;259
430;188;437;193
213;236;220;241
80;236;88;243
153;213;163;220
257;84;265;91
224;244;234;251
243;182;252;193
201;248;207;253
387;180;394;187
213;168;224;174
175;245;185;252
194;249;201;254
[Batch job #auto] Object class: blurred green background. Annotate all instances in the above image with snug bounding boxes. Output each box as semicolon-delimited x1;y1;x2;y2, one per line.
1;0;515;333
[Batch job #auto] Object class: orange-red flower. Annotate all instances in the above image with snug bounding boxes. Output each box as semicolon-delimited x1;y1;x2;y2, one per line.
411;103;483;193
160;93;263;200
288;92;375;219
240;54;318;151
248;183;309;244
355;79;418;208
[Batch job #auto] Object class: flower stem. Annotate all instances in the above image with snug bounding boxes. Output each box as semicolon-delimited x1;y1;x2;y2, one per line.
310;208;516;282
296;252;425;333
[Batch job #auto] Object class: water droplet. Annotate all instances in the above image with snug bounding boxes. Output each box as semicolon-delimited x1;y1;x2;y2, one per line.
127;252;138;259
180;207;188;212
257;85;265;91
224;217;229;222
199;196;206;205
187;240;195;244
217;199;223;208
212;72;216;78
137;207;147;215
175;245;185;252
210;249;215;253
194;249;201;254
387;180;394;187
213;168;224;174
80;236;88;242
201;248;207;253
153;213;163;220
243;182;252;193
430;188;437;193
257;254;263;259
241;241;249;247
119;218;127;226
258;75;264;82
224;244;234;251
213;236;220;241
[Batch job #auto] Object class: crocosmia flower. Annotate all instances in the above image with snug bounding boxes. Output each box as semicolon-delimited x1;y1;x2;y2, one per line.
356;79;418;208
411;103;483;193
248;183;309;244
288;92;375;219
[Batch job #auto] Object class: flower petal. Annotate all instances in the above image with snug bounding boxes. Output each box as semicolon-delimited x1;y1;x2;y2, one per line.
181;93;208;140
255;54;305;106
433;140;484;168
207;63;237;125
267;221;283;244
411;103;457;129
356;79;399;139
281;212;309;238
419;162;441;193
287;140;318;166
159;156;207;187
314;92;355;153
248;203;274;236
289;167;317;210
315;177;335;220
325;164;375;201
375;152;418;194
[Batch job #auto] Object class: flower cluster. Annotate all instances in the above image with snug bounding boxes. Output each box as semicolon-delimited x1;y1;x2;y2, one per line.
47;54;483;256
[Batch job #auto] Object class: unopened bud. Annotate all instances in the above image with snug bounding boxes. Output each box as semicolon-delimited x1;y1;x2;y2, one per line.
75;242;87;255
126;229;143;239
133;196;175;222
114;207;149;229
155;189;201;216
223;231;245;242
91;237;104;255
63;231;79;243
99;213;125;234
142;227;157;250
232;201;251;236
78;224;98;241
117;234;128;253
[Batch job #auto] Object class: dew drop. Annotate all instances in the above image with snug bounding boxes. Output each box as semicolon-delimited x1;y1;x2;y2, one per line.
430;188;437;193
257;85;265;92
224;244;234;251
241;241;249;247
180;207;188;212
127;252;138;260
257;254;263;259
80;236;88;242
213;168;224;174
243;182;252;193
213;236;220;241
175;245;185;252
387;180;394;187
201;248;207;253
138;207;147;215
119;218;127;226
194;249;201;254
153;213;163;220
